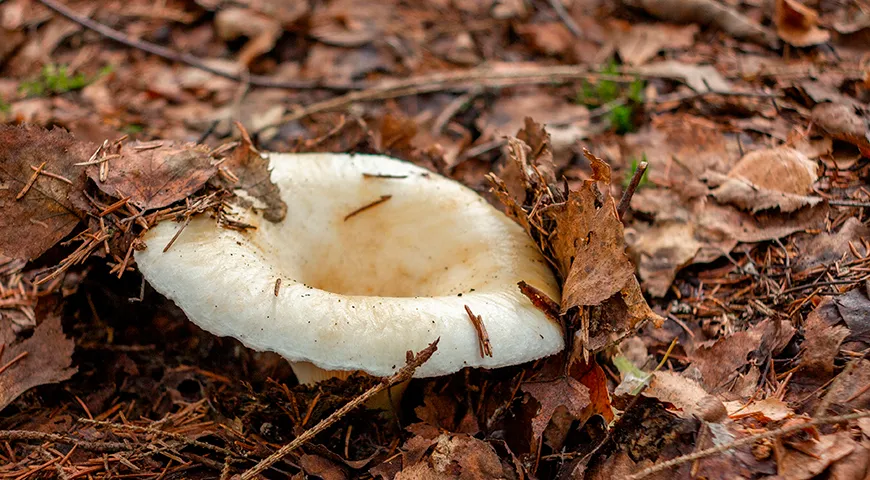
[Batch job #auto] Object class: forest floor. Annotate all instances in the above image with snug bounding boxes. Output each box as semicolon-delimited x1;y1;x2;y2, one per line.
1;0;869;478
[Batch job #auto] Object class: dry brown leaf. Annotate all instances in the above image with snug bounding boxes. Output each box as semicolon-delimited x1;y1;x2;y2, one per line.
218;128;287;222
779;432;857;480
614;22;699;65
395;434;518;480
794;218;870;272
821;359;870;414
637;61;731;92
515;22;574;57
632;221;702;297
690;319;795;389
707;147;820;213
479;93;590;154
309;0;393;47
724;397;794;422
0;313;77;411
87;141;215;211
811;103;870;157
799;300;850;381
775;0;831;47
550;174;636;310
0;125;91;262
299;454;348;480
834;288;870;350
643;371;726;422
521;376;591;447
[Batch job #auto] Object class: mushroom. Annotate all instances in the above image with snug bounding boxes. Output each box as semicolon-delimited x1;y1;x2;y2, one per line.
134;153;563;401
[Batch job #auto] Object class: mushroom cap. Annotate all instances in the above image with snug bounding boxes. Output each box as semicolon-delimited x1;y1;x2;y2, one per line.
134;153;563;378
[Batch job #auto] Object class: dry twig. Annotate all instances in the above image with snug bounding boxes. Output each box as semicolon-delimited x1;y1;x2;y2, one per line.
240;339;439;480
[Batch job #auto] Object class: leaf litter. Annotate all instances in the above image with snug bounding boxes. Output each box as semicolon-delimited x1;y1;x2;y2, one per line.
1;0;870;478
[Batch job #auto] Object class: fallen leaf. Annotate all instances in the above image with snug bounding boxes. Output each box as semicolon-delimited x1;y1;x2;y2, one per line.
775;0;831;47
632;221;702;297
87;141;216;211
637;60;731;92
396;434;518;480
707;147;821;213
827;443;870;480
515;22;574;57
834;287;870;350
793;217;870;272
0;125;90;261
691;319;795;390
821;359;870;414
550;175;636;310
811;103;870;157
614;22;698;65
521;376;591;447
299;454;348;480
479;92;590;154
724;397;795;422
779;432;856;480
799;300;850;381
217;126;287;222
643;371;726;422
0;313;77;411
309;0;393;47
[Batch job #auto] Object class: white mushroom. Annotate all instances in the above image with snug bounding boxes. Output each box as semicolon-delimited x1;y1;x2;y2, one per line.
135;153;563;386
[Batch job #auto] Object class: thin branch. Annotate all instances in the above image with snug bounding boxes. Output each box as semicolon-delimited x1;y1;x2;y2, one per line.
36;0;361;91
344;195;392;221
547;0;583;38
0;430;128;452
626;411;870;480
617;161;648;219
240;339;439;480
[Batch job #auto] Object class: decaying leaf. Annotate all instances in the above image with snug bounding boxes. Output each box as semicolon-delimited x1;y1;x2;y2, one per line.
631;221;702;297
775;0;831;46
707;147;821;213
793;218;870;272
0;313;77;411
87;140;216;211
799;300;850;381
643;370;726;422
779;432;857;480
521;376;591;447
215;125;287;222
0;125;91;261
637;60;730;92
395;434;519;480
820;359;870;414
690;319;795;389
614;22;698;66
724;397;795;422
834;287;870;350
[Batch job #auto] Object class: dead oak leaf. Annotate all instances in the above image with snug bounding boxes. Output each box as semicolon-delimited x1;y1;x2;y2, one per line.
0;125;91;261
88;141;215;211
811;103;870;157
799;299;850;381
521;376;591;446
0;313;77;411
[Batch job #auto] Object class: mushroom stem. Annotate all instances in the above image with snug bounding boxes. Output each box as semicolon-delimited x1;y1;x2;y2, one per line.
288;361;408;412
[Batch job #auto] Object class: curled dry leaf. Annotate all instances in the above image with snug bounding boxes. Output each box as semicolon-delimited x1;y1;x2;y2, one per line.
0;313;77;411
87;141;216;211
775;0;831;47
724;397;795;422
820;359;870;414
643;370;727;422
779;431;857;480
707;147;821;213
0;125;91;261
489;119;661;350
521;376;591;448
214;7;282;66
810;103;870;157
